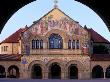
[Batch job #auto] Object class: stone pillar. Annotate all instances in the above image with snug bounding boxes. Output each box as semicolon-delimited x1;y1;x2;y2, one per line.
83;69;91;79
64;71;68;79
78;71;82;79
61;66;67;79
61;72;65;79
27;69;31;79
23;69;29;79
19;68;23;79
44;72;48;79
5;67;8;78
63;42;67;49
104;70;106;79
43;42;47;49
20;63;29;79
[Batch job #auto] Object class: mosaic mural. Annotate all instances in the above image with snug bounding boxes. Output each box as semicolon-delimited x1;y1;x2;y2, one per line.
22;8;88;39
29;16;84;36
21;8;89;54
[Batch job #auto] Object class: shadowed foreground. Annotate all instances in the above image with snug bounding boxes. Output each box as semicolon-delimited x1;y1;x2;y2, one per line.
1;79;110;82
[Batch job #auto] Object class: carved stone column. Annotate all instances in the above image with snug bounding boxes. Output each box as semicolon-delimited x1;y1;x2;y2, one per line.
103;69;106;79
5;67;8;78
61;72;65;79
78;70;82;79
44;72;49;79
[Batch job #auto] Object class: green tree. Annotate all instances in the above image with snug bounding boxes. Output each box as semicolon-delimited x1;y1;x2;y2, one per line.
93;45;109;54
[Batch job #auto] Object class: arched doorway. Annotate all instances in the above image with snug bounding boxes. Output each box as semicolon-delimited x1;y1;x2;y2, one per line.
0;65;6;78
92;65;104;78
7;65;19;78
31;64;42;79
49;63;61;79
106;65;110;78
49;33;63;49
68;64;78;79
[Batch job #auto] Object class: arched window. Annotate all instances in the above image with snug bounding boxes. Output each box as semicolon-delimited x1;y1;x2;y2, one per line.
68;40;71;49
36;40;39;49
72;40;75;49
32;40;35;49
49;34;63;49
40;40;43;49
76;40;80;49
32;39;43;49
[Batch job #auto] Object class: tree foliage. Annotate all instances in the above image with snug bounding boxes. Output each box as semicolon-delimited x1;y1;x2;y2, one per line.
93;45;109;54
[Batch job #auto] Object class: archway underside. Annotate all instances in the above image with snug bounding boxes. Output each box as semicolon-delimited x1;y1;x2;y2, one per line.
0;0;110;33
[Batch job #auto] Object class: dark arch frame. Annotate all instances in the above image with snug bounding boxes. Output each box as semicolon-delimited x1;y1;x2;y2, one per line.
106;65;110;78
0;65;6;78
0;0;110;33
31;64;42;79
68;64;78;79
7;65;20;78
49;62;61;79
92;65;104;78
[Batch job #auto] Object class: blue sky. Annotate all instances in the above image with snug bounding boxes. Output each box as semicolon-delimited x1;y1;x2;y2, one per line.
0;0;110;42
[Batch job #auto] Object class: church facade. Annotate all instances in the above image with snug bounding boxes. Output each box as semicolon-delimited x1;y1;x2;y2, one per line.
0;7;110;79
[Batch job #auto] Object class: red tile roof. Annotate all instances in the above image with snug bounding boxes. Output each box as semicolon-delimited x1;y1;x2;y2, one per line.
1;26;109;44
87;28;110;43
0;54;22;61
1;28;26;43
91;54;110;61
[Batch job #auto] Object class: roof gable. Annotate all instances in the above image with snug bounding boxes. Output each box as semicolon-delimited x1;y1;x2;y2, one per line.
1;28;26;43
25;8;87;37
87;28;110;43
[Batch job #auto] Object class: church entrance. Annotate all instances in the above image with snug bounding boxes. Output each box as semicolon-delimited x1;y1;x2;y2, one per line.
106;66;110;78
31;64;42;79
49;63;61;79
7;65;19;78
92;65;104;78
68;64;78;79
49;33;63;49
0;65;6;78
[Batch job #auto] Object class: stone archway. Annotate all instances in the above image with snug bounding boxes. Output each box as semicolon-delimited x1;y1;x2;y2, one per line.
49;63;61;79
28;60;46;79
47;59;65;79
0;65;6;78
66;60;85;79
7;65;19;78
105;65;110;78
31;64;42;79
92;65;104;78
68;64;78;79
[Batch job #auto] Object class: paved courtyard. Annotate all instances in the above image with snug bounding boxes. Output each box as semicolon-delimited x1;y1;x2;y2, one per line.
1;79;110;82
